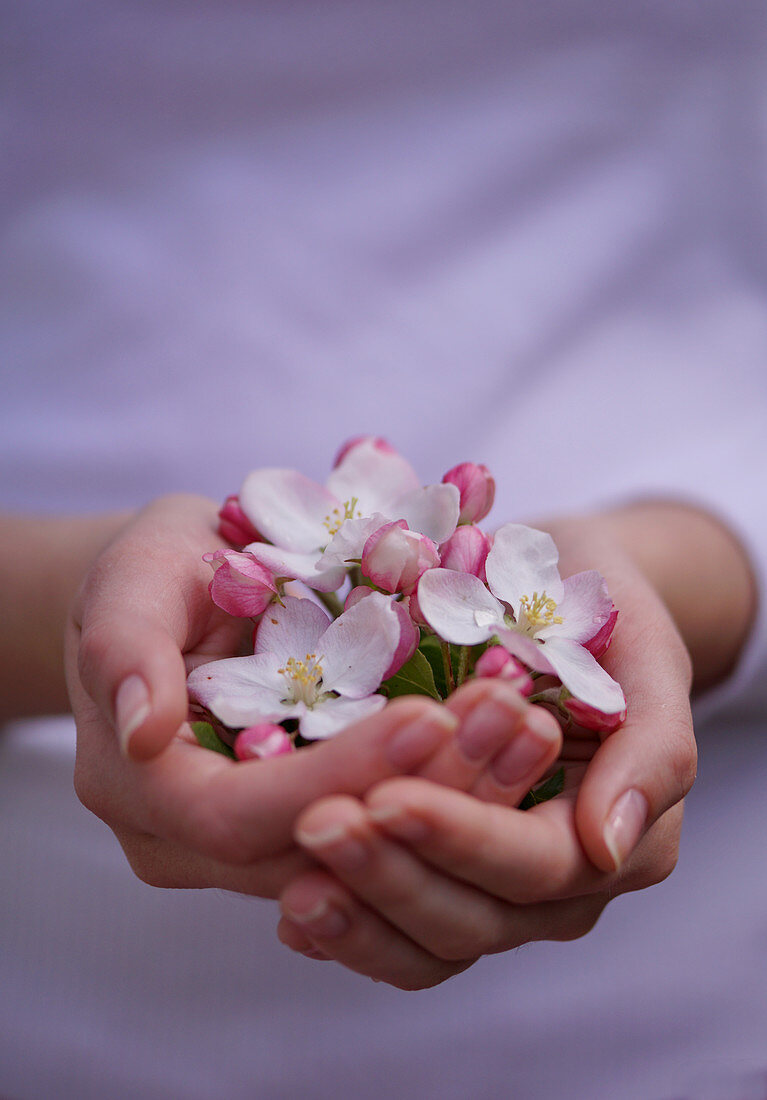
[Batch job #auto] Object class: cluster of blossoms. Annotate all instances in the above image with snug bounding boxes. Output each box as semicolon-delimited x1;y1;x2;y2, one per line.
188;437;626;762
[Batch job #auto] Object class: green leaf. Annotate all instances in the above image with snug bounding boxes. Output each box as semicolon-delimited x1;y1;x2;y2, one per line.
381;649;441;701
519;767;565;811
417;635;448;698
190;721;236;759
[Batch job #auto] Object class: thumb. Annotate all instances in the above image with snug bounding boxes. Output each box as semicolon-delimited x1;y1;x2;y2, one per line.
574;637;696;873
69;494;220;761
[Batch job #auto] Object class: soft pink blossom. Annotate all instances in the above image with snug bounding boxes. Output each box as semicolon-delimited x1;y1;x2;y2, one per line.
204;549;278;617
218;495;262;548
188;592;400;739
417;523;625;715
361;520;440;595
345;586;419;678
333;435;397;468
439;524;492;581
474;647;534;695
234;723;294;760
442;462;495;524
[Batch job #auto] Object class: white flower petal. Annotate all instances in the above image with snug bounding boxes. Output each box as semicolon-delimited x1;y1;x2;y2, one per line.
254;596;331;663
417;568;504;645
187;654;290;727
540;636;626;714
485;524;564;611
540;570;614;643
320;592;400;698
240;468;338;553
326;438;420;515
494;625;557;676
247;542;346;592
318;513;389;569
299;694;388;740
393;483;460;544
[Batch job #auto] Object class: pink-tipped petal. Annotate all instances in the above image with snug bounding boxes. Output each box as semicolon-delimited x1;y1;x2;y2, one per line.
218;495;263;547
473;647;534;695
562;692;627;733
584;607;619;658
442;462;496;524
538;636;626;715
485;523;564;612
384;597;420;678
361;520;440;595
541;570;614;643
417;568;504;645
439;524;492;580
204;549;278;617
319;512;390;570
326;437;420;516
320;591;400;698
254;596;331;665
246;542;347;592
234;724;294;760
332;435;397;468
240;468;339;553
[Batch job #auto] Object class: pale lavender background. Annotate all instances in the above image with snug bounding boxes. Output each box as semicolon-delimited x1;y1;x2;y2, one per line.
1;2;767;1098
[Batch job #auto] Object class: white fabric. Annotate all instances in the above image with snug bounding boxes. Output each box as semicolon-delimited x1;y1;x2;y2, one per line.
2;1;767;1097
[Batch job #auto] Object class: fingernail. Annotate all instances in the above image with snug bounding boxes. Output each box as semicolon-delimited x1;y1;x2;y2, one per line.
296;823;369;873
603;789;648;870
456;695;519;761
369;805;431;843
284;899;350;938
490;711;559;787
115;674;151;756
385;708;458;771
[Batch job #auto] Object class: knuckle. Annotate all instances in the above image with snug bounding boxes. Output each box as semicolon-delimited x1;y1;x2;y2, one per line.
551;899;606;943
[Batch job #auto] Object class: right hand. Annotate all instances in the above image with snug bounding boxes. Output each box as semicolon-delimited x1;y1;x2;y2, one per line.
65;494;560;898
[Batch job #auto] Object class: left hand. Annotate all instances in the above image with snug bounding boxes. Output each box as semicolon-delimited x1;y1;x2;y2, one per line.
275;511;702;988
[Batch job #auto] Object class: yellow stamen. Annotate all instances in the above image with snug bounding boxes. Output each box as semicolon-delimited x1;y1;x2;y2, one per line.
323;497;363;536
278;653;325;707
518;590;564;634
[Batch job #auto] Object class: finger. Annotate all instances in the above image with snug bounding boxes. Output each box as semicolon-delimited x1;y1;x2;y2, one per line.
72;676;459;865
364;777;607;903
415;679;562;805
70;494;224;760
278;869;469;989
574;584;697;872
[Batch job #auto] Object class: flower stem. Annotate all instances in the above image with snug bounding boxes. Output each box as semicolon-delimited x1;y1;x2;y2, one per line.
317;591;344;618
455;645;470;688
441;641;455;695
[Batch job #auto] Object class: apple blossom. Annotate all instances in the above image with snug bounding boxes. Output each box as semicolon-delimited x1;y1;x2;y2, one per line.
203;549;278;617
417;523;625;715
345;586;419;678
361;520;440;595
187;592;401;740
442;462;495;525
217;495;262;548
234;723;295;760
439;524;492;580
238;438;460;591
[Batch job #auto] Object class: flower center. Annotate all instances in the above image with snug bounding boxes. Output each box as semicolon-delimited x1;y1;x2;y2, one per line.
517;591;563;636
323;497;363;536
278;653;325;707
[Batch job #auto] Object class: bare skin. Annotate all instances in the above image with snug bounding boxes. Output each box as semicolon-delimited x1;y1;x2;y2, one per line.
1;496;756;987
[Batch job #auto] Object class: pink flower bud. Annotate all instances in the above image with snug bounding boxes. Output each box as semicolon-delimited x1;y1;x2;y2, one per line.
561;691;626;733
474;647;534;695
234;723;294;760
441;463;495;525
332;435;397;468
439;524;492;581
217;495;262;548
204;549;278;617
344;587;419;678
361;520;440;595
584;608;619;659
